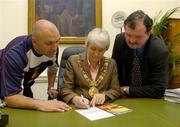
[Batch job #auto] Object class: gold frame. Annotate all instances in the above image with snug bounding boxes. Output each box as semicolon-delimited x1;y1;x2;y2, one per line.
28;0;102;44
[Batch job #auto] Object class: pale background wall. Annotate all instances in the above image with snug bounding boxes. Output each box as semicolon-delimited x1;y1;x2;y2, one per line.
0;0;180;99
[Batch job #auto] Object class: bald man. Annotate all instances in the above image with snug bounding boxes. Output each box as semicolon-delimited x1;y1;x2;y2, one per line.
0;20;71;112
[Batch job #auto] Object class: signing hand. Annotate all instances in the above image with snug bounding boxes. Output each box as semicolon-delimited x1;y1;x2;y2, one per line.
72;96;90;109
90;93;106;107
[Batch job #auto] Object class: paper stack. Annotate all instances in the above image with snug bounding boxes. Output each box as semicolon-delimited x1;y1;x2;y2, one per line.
98;104;133;115
164;88;180;103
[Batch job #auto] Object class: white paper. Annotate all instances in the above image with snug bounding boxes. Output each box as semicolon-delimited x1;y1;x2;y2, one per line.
165;88;180;95
75;107;115;121
164;88;180;103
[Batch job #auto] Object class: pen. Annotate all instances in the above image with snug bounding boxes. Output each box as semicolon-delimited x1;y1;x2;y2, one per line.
81;95;86;103
81;95;90;109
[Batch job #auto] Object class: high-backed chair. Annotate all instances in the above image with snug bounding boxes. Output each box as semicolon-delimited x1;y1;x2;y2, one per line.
56;46;86;100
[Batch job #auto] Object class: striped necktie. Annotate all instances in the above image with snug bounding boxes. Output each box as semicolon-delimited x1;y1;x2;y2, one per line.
131;50;142;86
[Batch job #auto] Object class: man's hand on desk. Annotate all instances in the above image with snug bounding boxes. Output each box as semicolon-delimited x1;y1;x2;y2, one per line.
4;95;72;112
47;87;58;99
120;86;129;97
36;99;72;112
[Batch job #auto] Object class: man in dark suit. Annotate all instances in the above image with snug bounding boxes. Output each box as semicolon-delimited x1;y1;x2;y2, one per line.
112;10;169;98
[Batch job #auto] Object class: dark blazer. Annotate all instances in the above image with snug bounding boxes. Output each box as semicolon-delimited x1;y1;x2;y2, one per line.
112;33;169;98
60;52;120;103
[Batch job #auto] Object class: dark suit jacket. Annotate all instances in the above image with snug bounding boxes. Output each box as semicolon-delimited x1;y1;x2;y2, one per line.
60;52;120;103
112;33;169;98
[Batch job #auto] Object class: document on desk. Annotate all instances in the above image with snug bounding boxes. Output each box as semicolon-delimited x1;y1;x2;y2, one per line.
75;107;115;121
165;88;180;103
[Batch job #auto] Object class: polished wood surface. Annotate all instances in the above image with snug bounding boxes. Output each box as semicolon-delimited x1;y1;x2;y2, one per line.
166;18;180;88
167;18;180;40
1;98;179;127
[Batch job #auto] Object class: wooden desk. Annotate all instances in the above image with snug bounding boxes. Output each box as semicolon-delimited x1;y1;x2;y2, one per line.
166;18;180;88
1;98;179;127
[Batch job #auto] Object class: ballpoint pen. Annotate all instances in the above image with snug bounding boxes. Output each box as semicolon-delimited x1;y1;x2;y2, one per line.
81;95;90;108
81;95;86;103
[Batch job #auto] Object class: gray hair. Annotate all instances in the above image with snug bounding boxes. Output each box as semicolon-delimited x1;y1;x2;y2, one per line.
86;28;110;50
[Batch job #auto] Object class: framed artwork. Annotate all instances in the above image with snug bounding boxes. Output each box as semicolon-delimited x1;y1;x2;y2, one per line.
28;0;102;44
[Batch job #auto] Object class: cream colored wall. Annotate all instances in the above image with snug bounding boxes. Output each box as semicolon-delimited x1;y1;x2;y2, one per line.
103;0;180;57
0;0;180;99
0;0;28;48
0;0;180;53
1;0;179;64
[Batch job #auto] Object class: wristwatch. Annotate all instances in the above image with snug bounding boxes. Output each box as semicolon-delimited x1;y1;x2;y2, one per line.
123;87;127;93
123;87;129;95
47;86;55;91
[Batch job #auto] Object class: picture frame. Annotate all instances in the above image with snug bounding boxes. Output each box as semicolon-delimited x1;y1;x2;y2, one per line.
28;0;102;44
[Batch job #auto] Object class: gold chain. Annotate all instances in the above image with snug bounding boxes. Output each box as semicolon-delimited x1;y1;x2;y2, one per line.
78;55;109;97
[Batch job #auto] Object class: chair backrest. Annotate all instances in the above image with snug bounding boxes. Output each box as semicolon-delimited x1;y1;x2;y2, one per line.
57;46;86;91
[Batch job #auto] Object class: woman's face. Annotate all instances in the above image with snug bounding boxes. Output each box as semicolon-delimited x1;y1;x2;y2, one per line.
87;43;106;64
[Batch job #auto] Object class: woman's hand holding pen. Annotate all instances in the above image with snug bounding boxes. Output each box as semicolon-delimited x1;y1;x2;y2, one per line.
72;95;90;109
